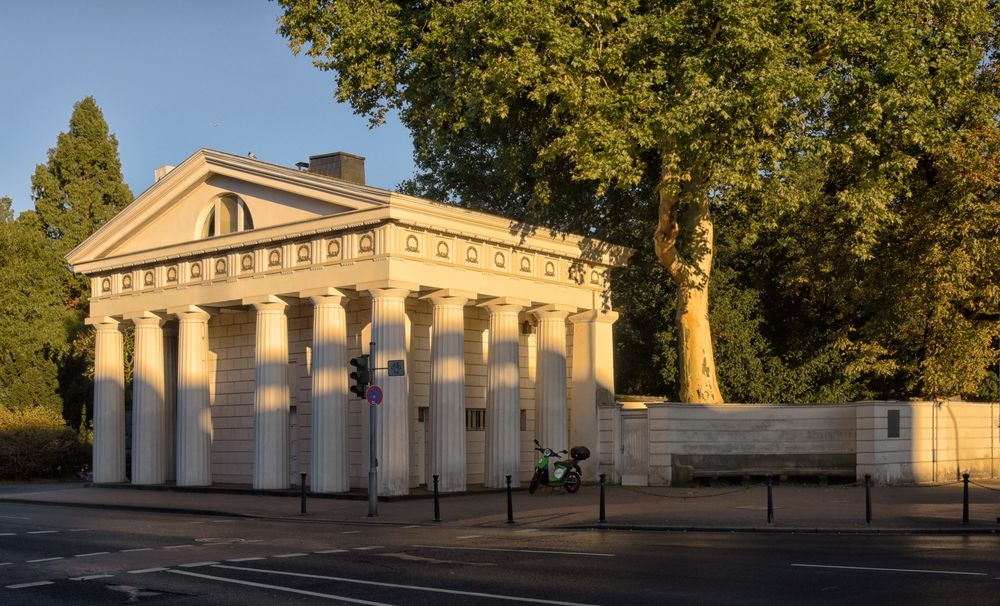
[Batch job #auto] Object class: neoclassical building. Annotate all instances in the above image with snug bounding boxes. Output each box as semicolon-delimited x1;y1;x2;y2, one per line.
67;149;628;495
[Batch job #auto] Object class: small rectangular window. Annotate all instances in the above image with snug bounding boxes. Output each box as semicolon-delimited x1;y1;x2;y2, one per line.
887;409;900;438
520;409;527;432
418;407;427;423
466;408;486;431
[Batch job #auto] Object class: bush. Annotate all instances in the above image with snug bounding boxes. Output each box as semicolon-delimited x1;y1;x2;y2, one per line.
0;406;91;480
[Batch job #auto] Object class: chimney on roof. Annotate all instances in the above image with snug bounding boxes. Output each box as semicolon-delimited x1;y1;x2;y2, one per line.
154;165;175;182
307;152;366;186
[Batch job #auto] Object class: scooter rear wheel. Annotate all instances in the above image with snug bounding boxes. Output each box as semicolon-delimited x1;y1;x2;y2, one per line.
529;469;541;494
564;471;581;494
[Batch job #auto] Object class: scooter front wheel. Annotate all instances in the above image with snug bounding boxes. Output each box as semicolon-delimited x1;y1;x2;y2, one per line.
564;471;581;494
529;469;541;494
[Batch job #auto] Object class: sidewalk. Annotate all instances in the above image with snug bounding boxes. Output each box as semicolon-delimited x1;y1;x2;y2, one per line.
1;480;999;534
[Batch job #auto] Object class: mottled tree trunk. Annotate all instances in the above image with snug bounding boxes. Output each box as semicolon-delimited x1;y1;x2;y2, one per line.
653;166;724;404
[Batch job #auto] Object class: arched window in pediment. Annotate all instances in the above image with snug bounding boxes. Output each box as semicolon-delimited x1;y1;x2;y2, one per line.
199;194;254;239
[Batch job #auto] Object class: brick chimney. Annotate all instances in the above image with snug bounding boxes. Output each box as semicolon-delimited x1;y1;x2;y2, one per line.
307;152;366;185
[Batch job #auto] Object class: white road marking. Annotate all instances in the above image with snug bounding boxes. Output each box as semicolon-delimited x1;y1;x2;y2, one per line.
128;567;168;574
273;553;308;558
213;564;606;605
74;552;110;558
27;557;63;563
0;515;30;520
70;574;113;581
169;569;394;605
163;544;194;550
178;561;220;568
456;535;482;540
401;525;419;529
340;530;361;534
412;545;615;557
315;549;347;554
514;529;539;533
0;562;12;566
121;547;152;553
226;557;264;562
0;532;15;536
6;581;54;589
352;546;382;551
66;528;89;532
27;530;58;534
791;563;988;577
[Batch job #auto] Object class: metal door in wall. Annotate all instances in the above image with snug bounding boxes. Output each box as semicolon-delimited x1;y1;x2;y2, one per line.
620;412;648;486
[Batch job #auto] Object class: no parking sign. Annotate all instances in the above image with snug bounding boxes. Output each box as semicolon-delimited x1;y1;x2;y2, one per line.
365;385;383;406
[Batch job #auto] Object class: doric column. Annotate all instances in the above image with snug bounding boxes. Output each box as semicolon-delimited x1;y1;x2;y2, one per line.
369;287;410;496
88;317;125;483
569;309;619;481
533;305;574;454
482;298;527;488
175;307;212;486
249;297;291;490
302;288;349;493
162;325;178;483
129;313;168;485
425;291;471;493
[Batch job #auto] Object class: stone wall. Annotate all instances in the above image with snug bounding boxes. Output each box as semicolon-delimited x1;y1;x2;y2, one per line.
606;400;999;486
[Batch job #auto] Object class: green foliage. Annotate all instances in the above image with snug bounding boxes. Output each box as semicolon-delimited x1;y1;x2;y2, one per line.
0;406;91;480
282;0;999;401
0;209;70;412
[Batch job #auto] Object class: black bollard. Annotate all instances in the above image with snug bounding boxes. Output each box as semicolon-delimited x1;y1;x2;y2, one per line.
300;472;307;515
962;473;970;525
506;475;514;524
864;474;872;525
599;473;607;524
433;475;441;522
766;475;774;524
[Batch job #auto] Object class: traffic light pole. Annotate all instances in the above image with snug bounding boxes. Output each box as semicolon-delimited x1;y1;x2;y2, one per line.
367;340;378;518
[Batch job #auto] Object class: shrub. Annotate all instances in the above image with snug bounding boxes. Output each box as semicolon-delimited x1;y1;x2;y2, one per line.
0;406;91;480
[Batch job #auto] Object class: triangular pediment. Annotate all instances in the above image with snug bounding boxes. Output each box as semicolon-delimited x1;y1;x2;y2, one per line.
67;149;390;266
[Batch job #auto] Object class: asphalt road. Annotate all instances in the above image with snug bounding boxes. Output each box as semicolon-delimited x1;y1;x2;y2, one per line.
1;502;998;605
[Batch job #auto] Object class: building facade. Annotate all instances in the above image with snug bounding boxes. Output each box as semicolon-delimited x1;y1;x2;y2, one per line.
67;149;629;496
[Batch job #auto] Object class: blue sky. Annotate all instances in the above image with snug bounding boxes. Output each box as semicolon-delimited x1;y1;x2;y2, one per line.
0;0;415;214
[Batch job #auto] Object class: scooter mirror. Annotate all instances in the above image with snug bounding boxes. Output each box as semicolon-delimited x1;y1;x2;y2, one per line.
533;439;540;446
560;450;568;454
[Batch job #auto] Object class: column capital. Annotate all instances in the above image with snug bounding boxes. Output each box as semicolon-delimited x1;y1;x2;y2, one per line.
299;287;348;305
477;296;531;311
422;289;473;308
123;311;168;327
367;287;412;300
569;309;620;325
356;279;420;294
167;304;215;319
531;303;577;320
244;294;293;311
86;316;124;330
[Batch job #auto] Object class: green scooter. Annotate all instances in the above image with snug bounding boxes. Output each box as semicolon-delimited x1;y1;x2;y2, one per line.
528;440;590;494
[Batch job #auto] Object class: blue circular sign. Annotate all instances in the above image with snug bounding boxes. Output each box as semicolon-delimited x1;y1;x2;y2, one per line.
366;385;384;406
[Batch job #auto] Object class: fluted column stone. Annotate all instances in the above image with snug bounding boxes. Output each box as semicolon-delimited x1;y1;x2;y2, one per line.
369;288;410;496
304;289;349;493
162;326;178;483
533;306;572;454
426;292;469;492
129;314;168;485
89;317;125;483
483;300;525;488
569;310;619;481
176;308;212;486
251;298;291;490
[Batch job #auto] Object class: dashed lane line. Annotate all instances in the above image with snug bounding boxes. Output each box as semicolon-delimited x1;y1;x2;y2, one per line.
66;528;89;532
74;552;110;558
128;567;168;574
5;581;54;589
0;515;30;520
27;530;58;535
26;557;63;563
212;564;606;606
456;535;482;540
226;557;264;562
273;553;308;558
411;545;616;557
790;563;989;577
352;546;382;551
121;548;153;553
163;544;194;550
401;525;419;529
168;569;393;605
0;562;12;566
70;574;113;581
178;561;220;568
315;549;348;554
340;530;361;534
514;529;539;533
0;533;15;536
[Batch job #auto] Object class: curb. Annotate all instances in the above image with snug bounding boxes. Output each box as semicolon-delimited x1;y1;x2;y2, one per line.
563;523;1000;535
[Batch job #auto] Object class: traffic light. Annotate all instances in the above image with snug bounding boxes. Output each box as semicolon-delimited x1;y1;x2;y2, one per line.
349;355;371;398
